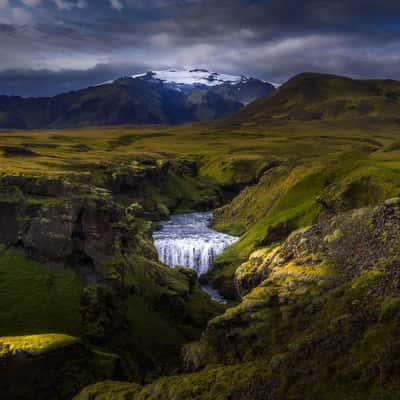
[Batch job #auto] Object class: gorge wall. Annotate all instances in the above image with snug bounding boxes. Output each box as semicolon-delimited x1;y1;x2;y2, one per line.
0;158;227;399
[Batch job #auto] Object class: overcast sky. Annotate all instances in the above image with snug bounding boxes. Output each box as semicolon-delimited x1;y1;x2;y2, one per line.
0;0;400;96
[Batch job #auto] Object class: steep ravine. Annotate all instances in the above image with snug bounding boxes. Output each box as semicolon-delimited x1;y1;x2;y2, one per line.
74;149;400;400
76;198;400;400
4;149;400;399
0;158;231;400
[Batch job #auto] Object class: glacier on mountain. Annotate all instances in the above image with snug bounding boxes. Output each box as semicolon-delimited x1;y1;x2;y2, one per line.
131;68;250;88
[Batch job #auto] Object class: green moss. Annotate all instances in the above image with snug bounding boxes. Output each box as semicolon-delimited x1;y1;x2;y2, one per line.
207;144;400;297
320;269;384;324
127;294;189;369
126;286;223;374
350;269;384;291
324;228;343;243
124;255;189;302
0;246;82;336
183;286;225;327
135;362;270;400
352;322;397;363
200;153;270;186
379;297;400;322
207;167;327;296
0;334;80;356
322;164;400;211
73;381;142;400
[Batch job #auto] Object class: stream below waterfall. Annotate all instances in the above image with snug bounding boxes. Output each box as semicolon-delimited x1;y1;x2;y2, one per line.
153;212;238;303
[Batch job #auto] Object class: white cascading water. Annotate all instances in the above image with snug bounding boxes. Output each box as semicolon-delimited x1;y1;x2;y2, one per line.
153;212;238;276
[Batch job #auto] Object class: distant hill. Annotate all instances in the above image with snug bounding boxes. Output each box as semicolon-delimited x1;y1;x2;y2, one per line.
0;69;275;129
225;72;400;127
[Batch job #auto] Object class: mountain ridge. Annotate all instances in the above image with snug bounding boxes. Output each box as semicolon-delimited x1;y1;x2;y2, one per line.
0;69;275;129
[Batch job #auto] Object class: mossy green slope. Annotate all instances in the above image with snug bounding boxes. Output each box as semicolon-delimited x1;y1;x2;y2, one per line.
0;245;82;336
80;200;400;399
74;381;142;400
190;200;400;399
206;146;400;297
0;334;80;356
0;159;224;398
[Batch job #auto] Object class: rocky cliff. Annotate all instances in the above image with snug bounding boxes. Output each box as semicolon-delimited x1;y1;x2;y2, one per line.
75;199;400;399
0;159;225;399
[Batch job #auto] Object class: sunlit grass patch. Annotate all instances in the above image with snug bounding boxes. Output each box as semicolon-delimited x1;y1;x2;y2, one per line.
0;334;80;356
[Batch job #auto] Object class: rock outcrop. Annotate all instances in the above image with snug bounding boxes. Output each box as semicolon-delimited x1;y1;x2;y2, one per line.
0;334;118;400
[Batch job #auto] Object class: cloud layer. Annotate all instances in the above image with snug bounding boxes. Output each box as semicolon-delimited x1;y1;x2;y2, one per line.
0;0;400;96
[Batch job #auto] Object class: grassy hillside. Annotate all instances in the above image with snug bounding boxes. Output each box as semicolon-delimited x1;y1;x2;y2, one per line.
225;72;400;127
0;245;82;336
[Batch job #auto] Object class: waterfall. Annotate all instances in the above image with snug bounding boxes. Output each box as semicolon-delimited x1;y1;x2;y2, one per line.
153;212;238;276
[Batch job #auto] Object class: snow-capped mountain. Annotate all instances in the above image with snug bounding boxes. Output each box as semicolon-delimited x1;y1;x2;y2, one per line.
0;69;276;129
126;68;276;105
131;69;251;89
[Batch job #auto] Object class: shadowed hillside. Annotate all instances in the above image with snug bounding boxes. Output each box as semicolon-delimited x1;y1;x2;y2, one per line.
0;74;274;129
225;72;400;127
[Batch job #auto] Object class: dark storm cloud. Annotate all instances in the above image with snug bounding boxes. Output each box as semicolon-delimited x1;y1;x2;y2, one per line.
0;63;150;97
1;0;400;96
